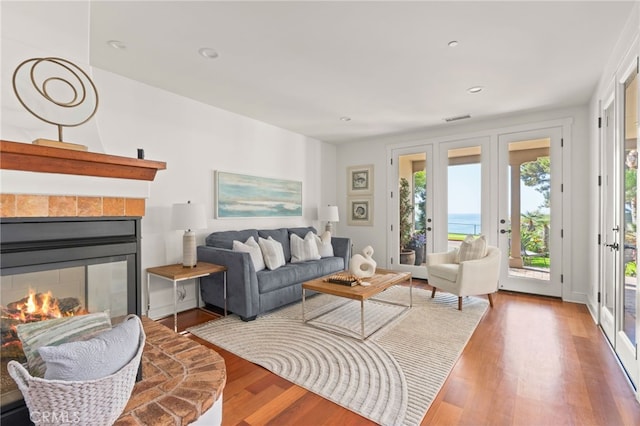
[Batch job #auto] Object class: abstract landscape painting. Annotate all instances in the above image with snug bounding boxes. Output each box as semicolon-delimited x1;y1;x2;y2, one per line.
215;171;302;218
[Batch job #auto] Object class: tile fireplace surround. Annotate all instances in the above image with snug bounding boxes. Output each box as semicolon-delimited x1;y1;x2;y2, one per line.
0;141;227;425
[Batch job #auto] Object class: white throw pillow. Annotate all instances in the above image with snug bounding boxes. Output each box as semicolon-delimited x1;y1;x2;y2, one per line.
458;235;487;262
291;231;321;263
314;231;334;258
233;237;265;271
258;236;286;270
38;315;142;381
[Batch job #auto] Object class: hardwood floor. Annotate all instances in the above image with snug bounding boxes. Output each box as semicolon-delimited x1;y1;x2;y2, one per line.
158;282;640;425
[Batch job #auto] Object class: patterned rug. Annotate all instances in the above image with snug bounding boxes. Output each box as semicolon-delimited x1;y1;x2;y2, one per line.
188;286;488;425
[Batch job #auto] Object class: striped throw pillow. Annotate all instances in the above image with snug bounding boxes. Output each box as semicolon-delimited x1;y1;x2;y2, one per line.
458;235;487;262
258;236;286;270
290;231;321;263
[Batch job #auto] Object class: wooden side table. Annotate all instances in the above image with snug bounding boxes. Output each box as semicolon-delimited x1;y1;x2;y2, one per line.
146;261;227;332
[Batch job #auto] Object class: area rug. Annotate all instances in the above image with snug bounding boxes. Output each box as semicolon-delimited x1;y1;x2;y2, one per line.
188;286;488;425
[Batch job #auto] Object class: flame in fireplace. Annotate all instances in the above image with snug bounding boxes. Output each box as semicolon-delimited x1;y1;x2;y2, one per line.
19;290;63;320
2;290;87;358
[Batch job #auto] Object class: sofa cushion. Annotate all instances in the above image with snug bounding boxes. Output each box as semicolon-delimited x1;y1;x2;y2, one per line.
206;229;259;250
288;227;317;239
309;257;345;278
256;257;345;294
258;228;291;262
257;264;299;293
290;231;321;263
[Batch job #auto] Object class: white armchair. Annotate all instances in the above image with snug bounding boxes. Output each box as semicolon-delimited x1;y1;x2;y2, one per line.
426;246;501;310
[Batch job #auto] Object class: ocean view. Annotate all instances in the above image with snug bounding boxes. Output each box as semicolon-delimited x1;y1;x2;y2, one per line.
448;213;481;235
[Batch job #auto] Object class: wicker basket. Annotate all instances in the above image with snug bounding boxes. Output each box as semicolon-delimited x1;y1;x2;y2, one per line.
8;315;146;426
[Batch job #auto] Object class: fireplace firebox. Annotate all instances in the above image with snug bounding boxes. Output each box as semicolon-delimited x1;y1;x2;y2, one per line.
0;217;142;425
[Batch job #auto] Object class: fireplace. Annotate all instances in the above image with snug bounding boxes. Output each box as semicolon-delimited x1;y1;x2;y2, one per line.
0;217;142;425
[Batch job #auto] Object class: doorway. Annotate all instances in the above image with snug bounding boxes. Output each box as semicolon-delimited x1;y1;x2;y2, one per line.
599;56;639;388
390;146;434;279
497;128;563;297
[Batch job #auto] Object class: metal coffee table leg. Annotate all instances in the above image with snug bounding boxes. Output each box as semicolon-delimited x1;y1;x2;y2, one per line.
361;300;365;340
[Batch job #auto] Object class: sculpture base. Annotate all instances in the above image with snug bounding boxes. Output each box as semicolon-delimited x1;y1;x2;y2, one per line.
32;138;88;151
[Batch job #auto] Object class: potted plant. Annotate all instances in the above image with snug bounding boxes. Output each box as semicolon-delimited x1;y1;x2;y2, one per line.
408;232;426;265
399;177;415;265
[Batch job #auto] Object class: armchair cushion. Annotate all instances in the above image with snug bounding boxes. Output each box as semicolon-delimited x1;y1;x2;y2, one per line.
428;263;459;282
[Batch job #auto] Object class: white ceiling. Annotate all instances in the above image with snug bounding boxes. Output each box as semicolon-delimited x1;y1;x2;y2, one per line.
89;1;635;144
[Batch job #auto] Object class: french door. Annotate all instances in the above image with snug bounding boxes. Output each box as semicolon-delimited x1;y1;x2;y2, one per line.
599;54;639;388
497;128;563;296
389;129;563;291
389;146;434;279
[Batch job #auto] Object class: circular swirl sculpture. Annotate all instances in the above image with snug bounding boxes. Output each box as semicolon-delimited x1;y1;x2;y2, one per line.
12;57;99;142
350;245;377;278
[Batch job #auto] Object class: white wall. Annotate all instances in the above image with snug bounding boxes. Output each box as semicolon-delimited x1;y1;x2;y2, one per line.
336;105;590;303
96;69;336;318
0;1;337;319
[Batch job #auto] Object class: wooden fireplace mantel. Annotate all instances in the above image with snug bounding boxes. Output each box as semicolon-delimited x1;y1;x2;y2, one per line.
0;140;166;181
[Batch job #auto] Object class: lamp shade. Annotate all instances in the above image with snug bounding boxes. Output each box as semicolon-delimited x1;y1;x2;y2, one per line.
319;205;339;222
172;202;207;231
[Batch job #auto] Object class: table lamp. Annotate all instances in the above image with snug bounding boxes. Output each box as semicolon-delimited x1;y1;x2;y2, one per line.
319;205;339;233
172;201;207;267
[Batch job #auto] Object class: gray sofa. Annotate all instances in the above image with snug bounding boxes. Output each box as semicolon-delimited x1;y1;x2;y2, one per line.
197;227;351;321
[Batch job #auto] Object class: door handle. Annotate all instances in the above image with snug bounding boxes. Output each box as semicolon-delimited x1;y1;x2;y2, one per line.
605;242;620;250
500;229;511;234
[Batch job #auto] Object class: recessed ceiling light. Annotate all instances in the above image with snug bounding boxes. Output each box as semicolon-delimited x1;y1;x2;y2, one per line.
448;40;459;47
340;116;351;122
467;86;484;94
198;47;219;59
107;40;126;50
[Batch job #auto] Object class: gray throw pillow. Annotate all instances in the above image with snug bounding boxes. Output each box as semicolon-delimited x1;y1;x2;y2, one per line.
38;315;141;381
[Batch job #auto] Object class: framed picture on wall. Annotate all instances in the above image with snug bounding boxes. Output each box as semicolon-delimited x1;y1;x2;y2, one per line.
215;171;302;218
347;164;373;195
347;196;373;226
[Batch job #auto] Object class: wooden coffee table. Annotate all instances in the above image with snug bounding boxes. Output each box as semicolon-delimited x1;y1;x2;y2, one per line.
302;268;412;340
